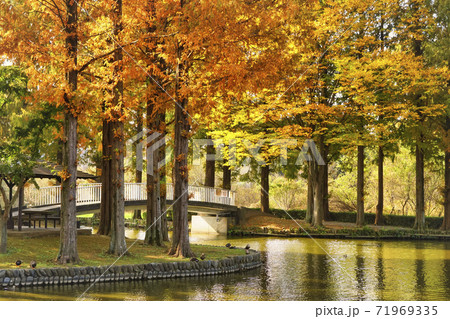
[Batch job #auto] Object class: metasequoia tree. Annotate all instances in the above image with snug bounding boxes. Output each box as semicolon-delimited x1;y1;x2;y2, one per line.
158;0;293;256
205;0;312;217
426;0;450;230
80;0;140;238
336;2;445;229
75;0;130;254
144;0;168;247
0;0;139;259
332;3;392;227
0;0;90;263
107;0;127;255
58;0;81;263
265;0;345;227
123;0;171;246
394;0;447;231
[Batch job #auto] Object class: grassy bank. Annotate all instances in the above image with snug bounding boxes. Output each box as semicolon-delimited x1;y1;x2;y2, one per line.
235;208;450;239
0;235;245;270
229;225;450;238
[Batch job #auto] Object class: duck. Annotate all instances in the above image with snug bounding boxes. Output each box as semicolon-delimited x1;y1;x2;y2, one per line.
190;257;199;262
30;261;37;269
225;243;231;248
200;253;206;260
245;244;250;250
15;260;22;267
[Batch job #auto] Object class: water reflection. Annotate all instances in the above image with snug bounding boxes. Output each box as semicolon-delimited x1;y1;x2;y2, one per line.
1;233;450;301
376;243;385;292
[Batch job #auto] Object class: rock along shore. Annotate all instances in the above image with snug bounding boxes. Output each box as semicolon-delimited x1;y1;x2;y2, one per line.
0;250;262;288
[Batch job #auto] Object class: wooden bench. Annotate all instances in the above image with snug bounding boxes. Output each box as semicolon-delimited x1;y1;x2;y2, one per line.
22;212;60;229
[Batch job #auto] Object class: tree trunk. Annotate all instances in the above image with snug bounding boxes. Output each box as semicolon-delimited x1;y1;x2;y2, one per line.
442;147;450;230
168;43;194;257
305;160;314;224
375;146;384;225
108;125;126;254
412;3;425;232
57;0;80;264
98;118;112;235
133;209;142;220
18;186;24;231
223;161;231;190
160;136;169;242
312;159;325;227
169;98;194;257
205;138;215;187
0;183;21;254
145;145;162;246
109;118;127;255
260;165;270;214
414;142;426;231
0;215;7;254
323;144;330;220
58;98;80;263
133;107;143;220
356;145;365;226
108;0;127;256
159;108;169;241
312;139;326;227
6;183;13;229
145;97;163;246
145;154;155;245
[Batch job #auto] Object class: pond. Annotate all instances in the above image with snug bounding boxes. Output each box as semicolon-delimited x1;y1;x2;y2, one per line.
1;231;450;300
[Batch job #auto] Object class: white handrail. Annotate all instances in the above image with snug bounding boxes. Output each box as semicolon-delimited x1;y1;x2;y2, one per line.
24;183;236;208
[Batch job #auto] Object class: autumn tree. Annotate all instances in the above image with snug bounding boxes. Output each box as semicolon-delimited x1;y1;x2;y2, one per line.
106;0;127;255
163;0;294;255
395;0;448;231
55;0;81;264
424;0;450;230
0;0;88;263
264;0;343;227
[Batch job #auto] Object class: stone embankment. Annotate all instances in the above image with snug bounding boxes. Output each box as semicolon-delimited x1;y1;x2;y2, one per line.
0;250;261;288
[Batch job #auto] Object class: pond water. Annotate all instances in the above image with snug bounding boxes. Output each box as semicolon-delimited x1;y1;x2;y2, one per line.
1;231;450;301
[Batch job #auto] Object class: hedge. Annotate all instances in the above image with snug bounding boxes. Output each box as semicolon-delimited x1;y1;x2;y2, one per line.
270;209;443;229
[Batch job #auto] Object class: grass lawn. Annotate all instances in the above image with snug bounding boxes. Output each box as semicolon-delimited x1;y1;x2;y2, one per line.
0;235;246;270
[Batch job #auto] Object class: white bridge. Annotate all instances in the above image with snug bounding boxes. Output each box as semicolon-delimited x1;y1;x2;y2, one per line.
24;183;236;208
20;183;236;235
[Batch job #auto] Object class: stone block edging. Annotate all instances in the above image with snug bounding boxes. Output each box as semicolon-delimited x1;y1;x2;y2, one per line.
0;250;261;288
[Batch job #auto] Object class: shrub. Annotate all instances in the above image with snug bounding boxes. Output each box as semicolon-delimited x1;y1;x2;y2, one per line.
270;208;443;229
322;211;442;229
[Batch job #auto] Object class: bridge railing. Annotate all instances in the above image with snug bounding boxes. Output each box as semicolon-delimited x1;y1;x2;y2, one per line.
24;183;235;208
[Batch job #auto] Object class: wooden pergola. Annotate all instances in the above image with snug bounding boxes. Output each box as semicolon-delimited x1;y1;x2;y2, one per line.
3;162;96;230
30;163;97;181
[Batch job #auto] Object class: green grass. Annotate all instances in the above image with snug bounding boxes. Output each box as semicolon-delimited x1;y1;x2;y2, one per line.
0;235;245;270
